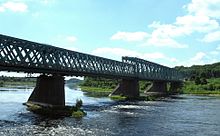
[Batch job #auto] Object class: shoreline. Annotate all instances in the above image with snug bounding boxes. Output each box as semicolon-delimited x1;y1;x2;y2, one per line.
80;85;220;97
1;84;220;97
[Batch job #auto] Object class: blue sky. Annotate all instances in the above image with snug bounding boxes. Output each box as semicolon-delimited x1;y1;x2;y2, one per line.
1;0;220;68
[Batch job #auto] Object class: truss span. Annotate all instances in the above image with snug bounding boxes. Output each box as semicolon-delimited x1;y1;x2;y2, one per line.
0;34;183;81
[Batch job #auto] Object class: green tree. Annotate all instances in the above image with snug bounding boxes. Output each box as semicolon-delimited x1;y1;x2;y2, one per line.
0;81;3;87
195;76;201;85
200;78;208;85
75;99;83;110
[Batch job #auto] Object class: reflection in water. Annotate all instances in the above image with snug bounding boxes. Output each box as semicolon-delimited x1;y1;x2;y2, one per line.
0;87;220;136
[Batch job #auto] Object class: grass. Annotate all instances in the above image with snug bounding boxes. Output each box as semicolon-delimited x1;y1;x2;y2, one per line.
25;100;86;118
182;78;220;95
109;95;127;101
80;86;112;97
72;110;86;118
0;81;35;87
80;86;112;92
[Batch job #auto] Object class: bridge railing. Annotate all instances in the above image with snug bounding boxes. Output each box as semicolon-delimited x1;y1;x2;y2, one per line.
122;56;184;81
0;34;136;78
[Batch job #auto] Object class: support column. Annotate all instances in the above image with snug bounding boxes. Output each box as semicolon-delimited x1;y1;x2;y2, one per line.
110;79;139;98
169;82;183;94
145;81;167;94
27;75;65;107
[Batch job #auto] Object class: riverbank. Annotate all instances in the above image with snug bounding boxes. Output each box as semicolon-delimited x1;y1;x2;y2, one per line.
182;78;220;96
80;79;220;98
80;85;162;101
0;77;36;88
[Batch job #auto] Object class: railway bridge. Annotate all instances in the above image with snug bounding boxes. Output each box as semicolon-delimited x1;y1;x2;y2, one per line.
0;34;184;106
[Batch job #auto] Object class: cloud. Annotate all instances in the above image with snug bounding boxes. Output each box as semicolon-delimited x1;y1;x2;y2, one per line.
175;15;219;33
177;51;220;66
144;29;188;48
210;51;219;55
0;1;28;12
216;45;220;50
202;31;220;42
111;31;149;42
110;0;220;49
92;47;178;66
186;0;220;19
92;47;140;57
146;0;220;48
190;52;206;62
66;36;77;43
111;29;188;48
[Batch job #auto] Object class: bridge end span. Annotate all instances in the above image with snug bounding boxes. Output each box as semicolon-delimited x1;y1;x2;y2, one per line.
27;75;65;107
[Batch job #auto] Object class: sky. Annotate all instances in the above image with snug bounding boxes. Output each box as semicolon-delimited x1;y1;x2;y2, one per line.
0;0;220;71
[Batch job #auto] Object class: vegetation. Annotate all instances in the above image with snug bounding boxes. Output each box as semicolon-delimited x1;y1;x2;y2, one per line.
65;78;83;89
183;78;220;95
26;99;86;118
79;77;118;97
175;62;220;79
176;62;220;95
0;76;36;87
80;77;152;97
109;95;127;101
80;77;119;89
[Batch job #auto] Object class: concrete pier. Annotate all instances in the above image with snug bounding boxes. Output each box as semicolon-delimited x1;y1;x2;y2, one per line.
145;81;168;94
27;75;65;107
169;82;182;94
110;79;139;98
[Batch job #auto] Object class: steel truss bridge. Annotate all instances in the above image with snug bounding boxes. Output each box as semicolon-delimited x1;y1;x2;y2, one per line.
0;34;185;106
0;34;183;82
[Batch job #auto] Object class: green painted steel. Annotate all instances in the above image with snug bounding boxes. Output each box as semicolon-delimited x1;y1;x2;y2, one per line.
122;56;184;81
0;34;183;81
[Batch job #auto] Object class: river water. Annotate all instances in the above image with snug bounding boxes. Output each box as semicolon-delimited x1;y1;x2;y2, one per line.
0;86;220;136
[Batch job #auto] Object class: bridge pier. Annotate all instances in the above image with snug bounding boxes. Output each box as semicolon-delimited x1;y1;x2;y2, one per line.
145;81;168;94
27;75;65;107
110;79;139;98
169;82;182;94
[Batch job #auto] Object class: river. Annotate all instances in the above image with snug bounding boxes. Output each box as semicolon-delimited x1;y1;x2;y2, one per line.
0;86;219;136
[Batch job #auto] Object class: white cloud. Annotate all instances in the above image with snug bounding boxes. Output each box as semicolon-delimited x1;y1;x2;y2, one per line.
187;0;220;19
0;6;4;12
147;15;219;47
175;52;207;66
202;31;220;42
177;51;220;66
92;47;140;57
92;47;178;66
145;30;188;48
190;52;206;62
216;45;220;50
66;36;77;43
210;51;219;55
0;1;28;12
110;0;220;48
144;0;220;48
111;31;149;42
39;0;56;5
175;15;219;33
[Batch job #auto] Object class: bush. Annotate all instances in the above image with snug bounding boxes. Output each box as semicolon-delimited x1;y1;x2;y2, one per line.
0;81;3;87
72;110;85;118
195;77;201;85
75;99;83;110
200;78;208;85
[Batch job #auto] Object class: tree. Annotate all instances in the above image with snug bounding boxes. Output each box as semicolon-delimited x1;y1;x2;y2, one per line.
200;78;208;85
195;76;201;85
